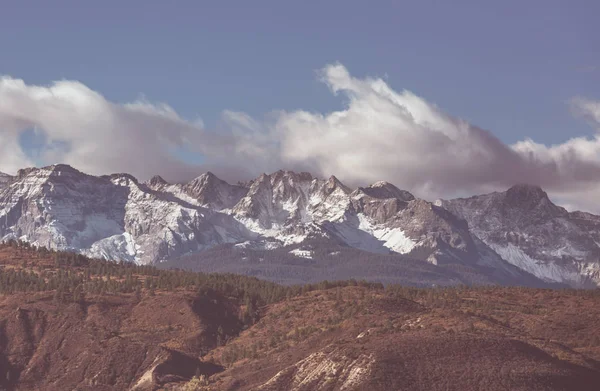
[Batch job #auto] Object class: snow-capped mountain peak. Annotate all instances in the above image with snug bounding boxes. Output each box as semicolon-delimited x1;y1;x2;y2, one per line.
148;175;168;187
145;171;248;211
324;175;350;194
182;172;247;210
353;181;415;202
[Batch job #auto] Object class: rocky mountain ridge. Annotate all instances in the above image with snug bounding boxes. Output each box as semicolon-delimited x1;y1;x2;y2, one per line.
0;164;598;287
439;185;600;287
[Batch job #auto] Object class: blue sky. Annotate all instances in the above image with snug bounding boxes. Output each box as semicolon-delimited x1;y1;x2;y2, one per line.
2;0;598;144
1;0;600;210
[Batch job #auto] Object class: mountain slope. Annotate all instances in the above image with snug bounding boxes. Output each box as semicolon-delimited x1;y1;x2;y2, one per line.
440;184;600;287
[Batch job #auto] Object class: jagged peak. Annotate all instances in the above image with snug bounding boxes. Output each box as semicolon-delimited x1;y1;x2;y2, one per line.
185;171;243;197
327;175;341;185
47;163;79;172
39;164;86;177
104;172;139;184
507;183;545;193
370;181;393;188
269;169;313;182
504;184;549;206
238;170;321;189
148;175;168;187
14;164;80;179
198;171;217;180
190;171;221;186
16;167;39;179
326;175;351;193
240;173;268;193
354;181;415;201
271;169;287;177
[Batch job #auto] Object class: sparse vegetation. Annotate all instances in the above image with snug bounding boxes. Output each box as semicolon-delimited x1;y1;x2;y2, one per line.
179;375;210;390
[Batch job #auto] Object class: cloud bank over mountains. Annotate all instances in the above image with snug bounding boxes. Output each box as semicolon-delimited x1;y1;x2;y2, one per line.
1;64;600;211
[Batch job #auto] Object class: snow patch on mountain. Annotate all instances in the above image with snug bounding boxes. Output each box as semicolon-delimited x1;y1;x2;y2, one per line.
289;248;313;259
357;214;417;254
86;233;139;263
546;245;589;258
232;216;308;245
234;240;282;250
488;243;589;287
324;218;391;254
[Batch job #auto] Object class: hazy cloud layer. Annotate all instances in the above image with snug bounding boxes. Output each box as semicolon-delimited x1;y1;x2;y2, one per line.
1;65;600;211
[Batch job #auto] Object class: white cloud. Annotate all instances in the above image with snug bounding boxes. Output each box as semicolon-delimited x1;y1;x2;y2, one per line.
0;76;211;180
2;65;600;212
270;64;600;206
570;97;600;128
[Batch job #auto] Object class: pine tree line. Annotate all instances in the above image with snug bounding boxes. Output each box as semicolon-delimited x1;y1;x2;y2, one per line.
0;241;384;306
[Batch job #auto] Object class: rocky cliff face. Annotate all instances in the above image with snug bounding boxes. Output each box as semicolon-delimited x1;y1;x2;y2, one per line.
0;172;11;192
1;165;598;287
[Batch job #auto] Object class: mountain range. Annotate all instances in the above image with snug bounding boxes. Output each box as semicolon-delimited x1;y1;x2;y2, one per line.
0;164;598;288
